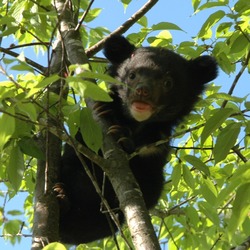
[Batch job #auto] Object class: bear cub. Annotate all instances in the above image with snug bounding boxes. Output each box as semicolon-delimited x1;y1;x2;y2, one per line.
57;35;218;244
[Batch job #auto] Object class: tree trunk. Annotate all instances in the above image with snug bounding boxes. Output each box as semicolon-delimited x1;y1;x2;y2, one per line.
32;0;161;249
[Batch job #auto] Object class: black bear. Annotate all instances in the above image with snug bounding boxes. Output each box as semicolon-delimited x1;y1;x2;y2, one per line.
57;35;218;244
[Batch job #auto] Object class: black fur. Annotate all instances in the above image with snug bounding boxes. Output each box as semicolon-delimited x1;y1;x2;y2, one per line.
57;35;218;244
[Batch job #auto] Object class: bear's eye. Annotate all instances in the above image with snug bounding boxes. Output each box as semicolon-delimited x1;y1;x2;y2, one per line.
164;76;173;90
129;72;136;80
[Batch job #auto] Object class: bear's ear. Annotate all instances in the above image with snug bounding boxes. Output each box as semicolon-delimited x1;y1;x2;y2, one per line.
103;35;135;64
189;55;218;84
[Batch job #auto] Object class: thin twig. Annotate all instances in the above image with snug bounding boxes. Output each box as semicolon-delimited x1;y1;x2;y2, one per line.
75;0;95;32
221;50;250;108
0;47;46;74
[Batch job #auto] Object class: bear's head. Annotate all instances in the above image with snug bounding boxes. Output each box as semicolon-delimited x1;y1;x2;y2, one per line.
103;35;218;123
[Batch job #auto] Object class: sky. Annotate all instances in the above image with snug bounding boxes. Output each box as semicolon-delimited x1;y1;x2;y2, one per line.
0;0;249;249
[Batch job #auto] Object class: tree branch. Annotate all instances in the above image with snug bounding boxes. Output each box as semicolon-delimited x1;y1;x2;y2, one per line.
221;50;250;108
0;46;47;74
86;0;159;58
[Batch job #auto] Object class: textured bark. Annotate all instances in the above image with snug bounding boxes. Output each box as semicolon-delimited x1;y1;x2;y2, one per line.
31;2;67;249
32;133;61;249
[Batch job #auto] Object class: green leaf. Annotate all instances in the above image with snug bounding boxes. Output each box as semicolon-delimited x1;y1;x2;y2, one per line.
197;1;229;12
216;22;233;37
214;123;241;163
216;51;236;74
76;70;121;85
17;102;37;121
67;73;114;102
0;26;19;37
72;80;112;102
137;16;148;27
185;206;200;228
65;106;81;138
80;108;102;153
18;137;45;160
0;109;15;150
152;22;183;31
184;155;210;176
172;164;182;189
230;162;250;183
201;108;234;145
197;10;225;39
192;0;201;11
208;93;245;103
234;0;250;14
8;0;27;23
0;16;16;26
7;144;25;192
13;119;33;138
182;165;195;190
229;33;249;54
83;8;102;23
216;162;250;206
3;220;21;235
245;101;250;110
43;242;67;250
228;183;250;236
35;75;61;88
7;210;23;216
120;0;132;10
11;62;35;73
200;178;217;204
198;201;220;226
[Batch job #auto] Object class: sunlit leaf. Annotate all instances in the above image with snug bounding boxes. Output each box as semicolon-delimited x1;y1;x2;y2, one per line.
201;108;234;145
197;1;229;12
185;206;199;228
0;26;19;37
192;0;201;11
7;144;25;192
182;165;195;190
0;109;15;150
7;210;23;216
207;93;244;103
43;242;67;250
197;10;225;39
198;201;220;226
137;16;148;27
228;183;250;236
84;8;102;23
214;123;241;163
152;22;183;31
3;220;21;235
120;0;132;10
17;102;37;121
200;178;217;204
216;22;233;37
229;33;249;54
80;108;102;153
217;51;236;74
184;155;210;176
171;164;182;189
234;0;250;14
216;162;250;206
35;75;61;88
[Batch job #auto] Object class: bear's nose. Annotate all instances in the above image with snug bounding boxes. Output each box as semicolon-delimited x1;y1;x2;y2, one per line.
135;84;150;97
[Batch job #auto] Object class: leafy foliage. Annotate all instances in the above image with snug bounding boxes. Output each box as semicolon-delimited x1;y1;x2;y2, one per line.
0;0;249;249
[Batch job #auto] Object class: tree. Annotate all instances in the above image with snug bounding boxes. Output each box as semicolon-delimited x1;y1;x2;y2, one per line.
0;0;249;249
